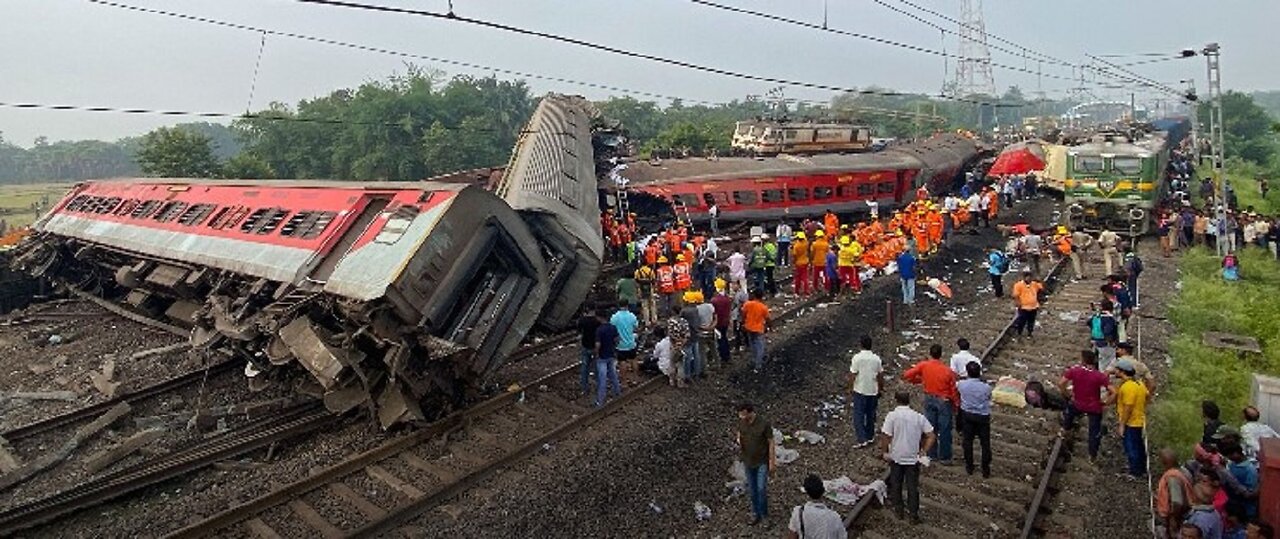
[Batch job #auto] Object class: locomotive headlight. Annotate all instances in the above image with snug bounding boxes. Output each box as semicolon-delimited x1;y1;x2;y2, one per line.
1129;207;1146;221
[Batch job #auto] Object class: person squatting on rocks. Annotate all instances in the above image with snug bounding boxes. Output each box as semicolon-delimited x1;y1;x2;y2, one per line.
736;402;775;526
784;475;848;539
848;335;884;449
880;390;936;524
903;344;959;465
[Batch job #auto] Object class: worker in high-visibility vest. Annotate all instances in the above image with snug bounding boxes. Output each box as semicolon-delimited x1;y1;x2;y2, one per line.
673;254;693;293
837;236;863;294
763;235;778;296
656;256;676;316
810;230;830;292
748;238;768;294
791;231;811;296
926;206;944;250
634;263;658;326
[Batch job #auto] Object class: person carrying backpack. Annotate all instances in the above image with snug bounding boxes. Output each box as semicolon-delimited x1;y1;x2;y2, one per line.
987;247;1008;298
1088;301;1120;369
1123;247;1143;306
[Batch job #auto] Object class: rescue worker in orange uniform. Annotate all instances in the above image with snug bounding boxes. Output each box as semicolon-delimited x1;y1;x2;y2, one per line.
810;230;831;292
824;210;839;239
656;256;676;316
673;254;693;296
791;231;811;296
912;213;930;256
985;187;1000;222
926;208;944;251
644;241;660;268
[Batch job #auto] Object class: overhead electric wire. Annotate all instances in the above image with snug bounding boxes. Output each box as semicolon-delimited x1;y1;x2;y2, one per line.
0;100;502;129
292;0;1023;106
869;0;1188;97
1086;55;1182;96
687;0;1183;98
83;0;948;122
868;0;1068;67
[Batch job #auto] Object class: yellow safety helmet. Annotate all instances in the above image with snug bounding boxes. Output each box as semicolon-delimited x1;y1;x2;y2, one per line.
841;224;850;230
683;290;704;303
676;254;686;261
840;237;852;246
658;256;669;264
1056;225;1068;235
795;231;806;240
715;277;727;292
815;230;825;237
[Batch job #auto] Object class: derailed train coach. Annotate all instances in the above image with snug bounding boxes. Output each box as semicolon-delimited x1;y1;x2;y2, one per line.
14;180;557;426
496;94;605;330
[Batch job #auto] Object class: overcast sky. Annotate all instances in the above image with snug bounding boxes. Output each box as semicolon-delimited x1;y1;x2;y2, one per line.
1;0;1275;146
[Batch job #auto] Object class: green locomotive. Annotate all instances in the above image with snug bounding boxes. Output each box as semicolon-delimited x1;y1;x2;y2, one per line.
1063;128;1172;235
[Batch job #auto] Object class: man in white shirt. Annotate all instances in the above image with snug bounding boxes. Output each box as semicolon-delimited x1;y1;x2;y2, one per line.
785;475;848;539
949;338;981;377
1241;405;1279;460
726;248;748;291
650;328;677;385
847;336;884;448
866;200;879;220
880;391;935;524
966;193;982;229
943;194;959;213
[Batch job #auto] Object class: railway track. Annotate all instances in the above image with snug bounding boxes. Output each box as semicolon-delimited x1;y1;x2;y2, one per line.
162;288;827;539
843;256;1127;538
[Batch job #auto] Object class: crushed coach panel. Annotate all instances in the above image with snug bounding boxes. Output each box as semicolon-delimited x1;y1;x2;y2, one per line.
18;179;549;427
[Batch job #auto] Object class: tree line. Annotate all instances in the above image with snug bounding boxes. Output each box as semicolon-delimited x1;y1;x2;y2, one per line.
1;69;1275;183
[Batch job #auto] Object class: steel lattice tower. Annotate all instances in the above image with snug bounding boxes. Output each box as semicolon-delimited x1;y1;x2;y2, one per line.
955;0;996;97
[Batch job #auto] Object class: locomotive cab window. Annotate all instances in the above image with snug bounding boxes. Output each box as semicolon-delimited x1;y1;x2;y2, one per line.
787;188;809;202
1112;157;1143;175
813;186;834;200
1074;156;1106;174
732;190;758;205
761;189;784;203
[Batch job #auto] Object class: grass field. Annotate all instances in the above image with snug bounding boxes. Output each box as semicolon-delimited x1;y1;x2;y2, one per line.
1149;245;1280;450
0;183;73;228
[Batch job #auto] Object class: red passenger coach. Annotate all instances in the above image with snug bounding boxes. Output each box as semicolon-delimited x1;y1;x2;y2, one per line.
21;178;552;427
619;133;980;223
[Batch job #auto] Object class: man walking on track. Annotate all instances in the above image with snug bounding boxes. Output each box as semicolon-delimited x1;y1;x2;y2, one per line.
1058;350;1111;463
1011;270;1044;338
957;362;993;478
880;391;936;524
1099;228;1121;276
848;335;883;448
903;344;959;465
736;402;775;526
593;313;622;408
987;247;1008;298
1113;362;1150;478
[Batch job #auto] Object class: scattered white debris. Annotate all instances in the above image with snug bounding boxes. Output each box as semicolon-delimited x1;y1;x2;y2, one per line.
693;501;712;521
794;430;826;445
1057;310;1083;322
649;502;663;514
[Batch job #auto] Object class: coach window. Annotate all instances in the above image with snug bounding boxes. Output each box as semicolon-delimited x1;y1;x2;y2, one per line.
672;194;701;208
858;183;875;196
878;182;896;194
762;189;784;203
813;186;834;200
837;185;855;198
733;190;758;205
787;187;809;202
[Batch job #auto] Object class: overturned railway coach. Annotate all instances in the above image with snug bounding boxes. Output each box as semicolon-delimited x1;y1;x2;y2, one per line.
619;133;980;223
14;179;553;427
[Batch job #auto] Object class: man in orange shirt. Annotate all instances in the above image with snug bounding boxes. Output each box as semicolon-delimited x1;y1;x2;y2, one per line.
741;290;771;373
1011;270;1045;338
903;344;959;464
824;209;839;239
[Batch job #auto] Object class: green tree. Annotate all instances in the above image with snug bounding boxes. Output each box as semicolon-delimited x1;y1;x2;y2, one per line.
221;153;275;179
1198;91;1277;165
135;127;220;177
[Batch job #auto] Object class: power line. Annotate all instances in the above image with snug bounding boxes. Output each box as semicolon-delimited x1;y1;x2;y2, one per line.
293;0;1018;106
0;100;498;130
82;0;948;122
688;0;1184;98
873;0;1188;97
869;0;1067;68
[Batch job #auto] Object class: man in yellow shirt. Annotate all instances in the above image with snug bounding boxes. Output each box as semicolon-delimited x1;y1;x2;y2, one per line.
1010;270;1044;338
1114;362;1149;478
